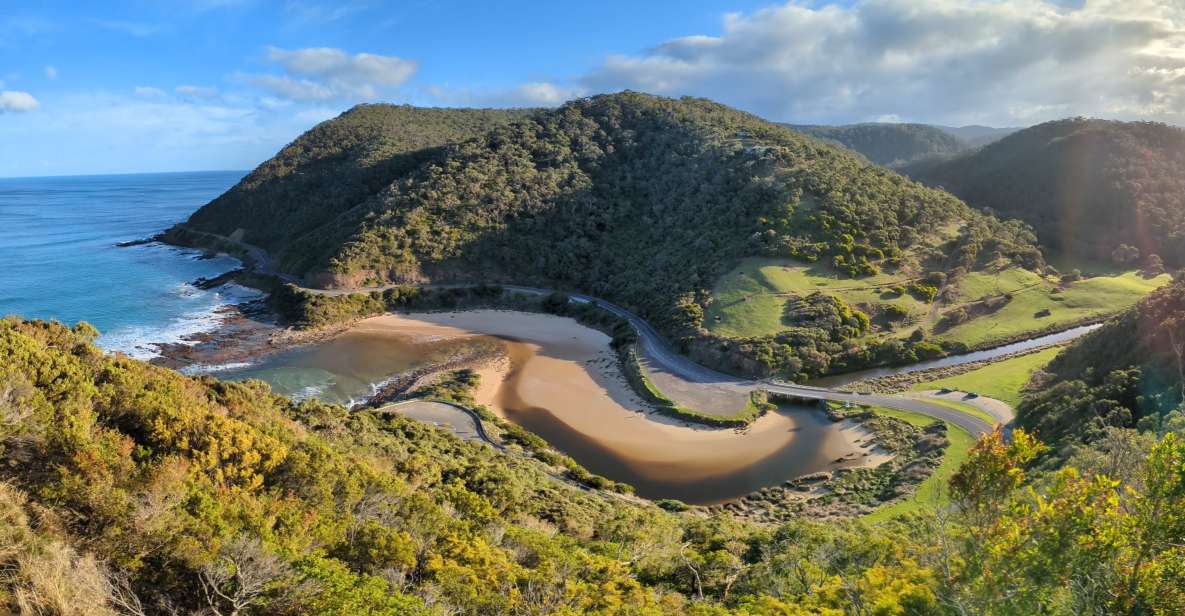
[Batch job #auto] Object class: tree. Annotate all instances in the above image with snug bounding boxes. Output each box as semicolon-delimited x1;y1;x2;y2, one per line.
950;427;1046;525
1112;244;1141;265
1144;253;1165;277
198;537;291;616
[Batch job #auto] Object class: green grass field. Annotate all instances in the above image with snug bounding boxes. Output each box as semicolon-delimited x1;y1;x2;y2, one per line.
707;256;1168;350
935;270;1169;348
705;257;925;338
863;407;976;521
909;346;1063;407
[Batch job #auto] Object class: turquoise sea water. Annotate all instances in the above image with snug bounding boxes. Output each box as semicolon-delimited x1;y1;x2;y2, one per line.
0;171;260;358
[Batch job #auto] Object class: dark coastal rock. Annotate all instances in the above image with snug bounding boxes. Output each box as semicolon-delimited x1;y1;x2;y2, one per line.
192;268;245;290
115;237;157;248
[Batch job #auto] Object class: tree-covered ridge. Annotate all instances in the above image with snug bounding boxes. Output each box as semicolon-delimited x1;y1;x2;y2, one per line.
783;123;970;168
296;93;1038;332
180;104;533;274
907;118;1185;266
1019;274;1185;449
3;318;1185;614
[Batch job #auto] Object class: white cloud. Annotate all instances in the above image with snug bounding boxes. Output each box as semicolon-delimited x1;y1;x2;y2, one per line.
561;0;1185;126
0;90;38;112
246;46;417;101
175;85;220;99
134;86;166;98
0;90;330;176
425;82;585;108
505;82;579;106
44;66;57;79
245;74;334;101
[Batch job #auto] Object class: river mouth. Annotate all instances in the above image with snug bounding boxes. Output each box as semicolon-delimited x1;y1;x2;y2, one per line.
217;310;885;504
216;328;503;405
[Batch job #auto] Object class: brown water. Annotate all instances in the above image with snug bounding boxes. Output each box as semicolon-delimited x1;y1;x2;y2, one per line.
489;334;867;504
220;311;878;504
218;329;502;405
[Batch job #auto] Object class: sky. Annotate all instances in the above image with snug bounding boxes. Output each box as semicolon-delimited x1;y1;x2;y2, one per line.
1;0;1183;177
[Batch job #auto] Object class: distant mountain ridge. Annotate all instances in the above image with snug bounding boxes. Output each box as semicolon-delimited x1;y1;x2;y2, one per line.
906;118;1185;266
935;124;1021;147
781;122;1021;168
781;122;970;168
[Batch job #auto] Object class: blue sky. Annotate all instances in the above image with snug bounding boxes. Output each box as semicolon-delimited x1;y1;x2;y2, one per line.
1;0;1182;177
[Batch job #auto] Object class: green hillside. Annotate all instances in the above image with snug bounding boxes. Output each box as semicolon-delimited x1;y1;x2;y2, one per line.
908;118;1185;267
703;252;1167;364
175;104;534;274
1019;275;1185;448
175;92;1043;379
784;122;970;167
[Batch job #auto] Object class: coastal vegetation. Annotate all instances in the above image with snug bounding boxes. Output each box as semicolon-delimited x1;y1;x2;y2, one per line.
862;406;975;521
177;104;532;275
2;316;1183;614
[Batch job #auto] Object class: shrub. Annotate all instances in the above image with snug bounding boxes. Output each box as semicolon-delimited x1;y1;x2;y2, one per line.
938;307;969;330
656;499;690;512
922;271;947;287
542;292;571;313
908;283;939;303
911;341;945;360
881;304;911;321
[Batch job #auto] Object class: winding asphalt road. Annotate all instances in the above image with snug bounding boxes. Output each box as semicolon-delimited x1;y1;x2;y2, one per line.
171;227;1009;437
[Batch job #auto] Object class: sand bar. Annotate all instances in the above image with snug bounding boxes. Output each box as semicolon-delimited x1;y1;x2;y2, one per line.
351;311;890;502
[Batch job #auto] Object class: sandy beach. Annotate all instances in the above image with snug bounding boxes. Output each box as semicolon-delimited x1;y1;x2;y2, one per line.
353;311;891;495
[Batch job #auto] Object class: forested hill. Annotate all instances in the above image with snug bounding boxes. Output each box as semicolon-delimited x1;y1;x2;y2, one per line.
935;124;1019;147
1020;274;1185;449
173;92;1040;336
177;104;533;259
907;118;1185;267
783;122;970;167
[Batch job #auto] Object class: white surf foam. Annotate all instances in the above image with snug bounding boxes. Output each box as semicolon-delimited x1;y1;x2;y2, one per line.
291;383;329;403
97;282;265;360
179;361;255;376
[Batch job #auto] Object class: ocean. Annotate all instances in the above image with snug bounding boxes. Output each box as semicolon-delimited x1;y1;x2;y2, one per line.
0;171;261;359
